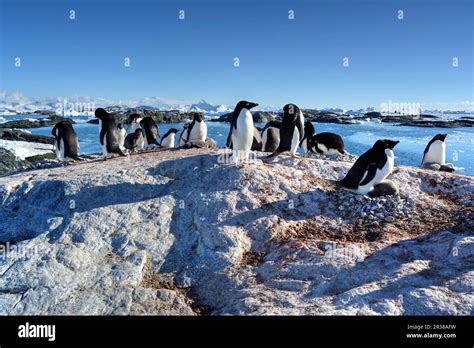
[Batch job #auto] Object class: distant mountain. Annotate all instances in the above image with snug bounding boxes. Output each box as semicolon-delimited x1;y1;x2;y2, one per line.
189;99;232;114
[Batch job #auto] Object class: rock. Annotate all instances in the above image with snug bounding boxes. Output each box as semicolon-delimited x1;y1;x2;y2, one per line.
0;115;74;129
0;149;472;315
0;129;54;144
0;148;31;176
87;108;200;125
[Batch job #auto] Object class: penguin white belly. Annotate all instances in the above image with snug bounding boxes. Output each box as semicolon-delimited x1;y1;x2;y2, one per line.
302;139;308;153
55;138;65;161
317;143;339;156
162;134;175;148
118;129;126;150
188;121;207;142
423;140;445;165
356;149;394;195
290;127;300;155
232;111;254;161
102;133;109;157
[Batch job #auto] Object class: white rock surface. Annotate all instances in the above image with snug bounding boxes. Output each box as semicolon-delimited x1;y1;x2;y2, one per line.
0;148;472;315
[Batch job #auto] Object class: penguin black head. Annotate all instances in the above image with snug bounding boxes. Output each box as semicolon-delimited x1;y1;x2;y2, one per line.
133;128;143;139
95;108;110;120
283;103;301;116
233;100;259;114
127;113;141;123
374;139;399;150
193;113;204;122
117;123;124;129
168;128;179;133
433;133;447;142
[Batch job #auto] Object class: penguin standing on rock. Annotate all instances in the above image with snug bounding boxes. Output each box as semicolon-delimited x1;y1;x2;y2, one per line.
140;117;160;148
299;121;315;153
226;100;259;163
185;114;207;144
268;103;304;157
340;139;399;195
421;134;454;172
160;128;179;148
124;128;144;153
51;121;80;162
117;123;126;150
95;108;127;158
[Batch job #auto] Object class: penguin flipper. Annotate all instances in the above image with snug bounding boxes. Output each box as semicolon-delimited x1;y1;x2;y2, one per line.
359;163;378;186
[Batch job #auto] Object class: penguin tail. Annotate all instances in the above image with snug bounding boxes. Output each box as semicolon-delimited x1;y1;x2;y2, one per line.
72;155;82;162
338;148;345;155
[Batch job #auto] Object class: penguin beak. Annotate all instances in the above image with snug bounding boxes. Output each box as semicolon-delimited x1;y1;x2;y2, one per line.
390;140;400;149
247;102;259;110
440;134;447;141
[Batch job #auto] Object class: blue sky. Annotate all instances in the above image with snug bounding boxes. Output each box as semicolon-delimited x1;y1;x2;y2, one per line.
0;0;472;109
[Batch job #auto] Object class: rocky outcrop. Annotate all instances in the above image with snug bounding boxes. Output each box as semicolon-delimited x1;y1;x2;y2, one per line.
87;109;201;125
0;149;472;315
0;129;54;145
0;115;74;129
0;148;32;176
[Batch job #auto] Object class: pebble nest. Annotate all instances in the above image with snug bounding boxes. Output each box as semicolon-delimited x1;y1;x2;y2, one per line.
330;190;414;223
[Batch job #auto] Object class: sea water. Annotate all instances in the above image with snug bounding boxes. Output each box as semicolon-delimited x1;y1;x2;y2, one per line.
1;114;473;176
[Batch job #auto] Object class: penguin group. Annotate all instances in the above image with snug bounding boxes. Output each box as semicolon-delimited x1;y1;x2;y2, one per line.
50;103;456;197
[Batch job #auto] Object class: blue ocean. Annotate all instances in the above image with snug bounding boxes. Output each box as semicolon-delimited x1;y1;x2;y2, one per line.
1;114;473;176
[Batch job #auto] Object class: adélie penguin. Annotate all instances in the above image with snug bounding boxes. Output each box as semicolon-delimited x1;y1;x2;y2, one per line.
95;108;127;158
185;113;207;144
226;100;259;163
124;128;144;153
140;117;160;148
51;121;80;162
268;103;304;157
160;128;179;148
299;121;315;153
421;134;454;172
310;132;345;155
340;139;399;195
117;123;126;150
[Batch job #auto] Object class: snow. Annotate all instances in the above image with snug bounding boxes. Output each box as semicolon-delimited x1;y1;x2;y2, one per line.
0;140;53;160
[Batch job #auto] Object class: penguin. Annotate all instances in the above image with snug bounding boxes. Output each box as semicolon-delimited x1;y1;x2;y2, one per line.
117;123;126;150
185;113;207;144
95;108;126;158
178;122;191;147
261;120;281;152
140;117;160;148
226;100;259;163
310;132;345;155
299;121;315;153
269;103;304;157
160;128;179;148
126;113;143;135
51;121;80;162
340;139;399;195
124;128;144;152
421;134;447;167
